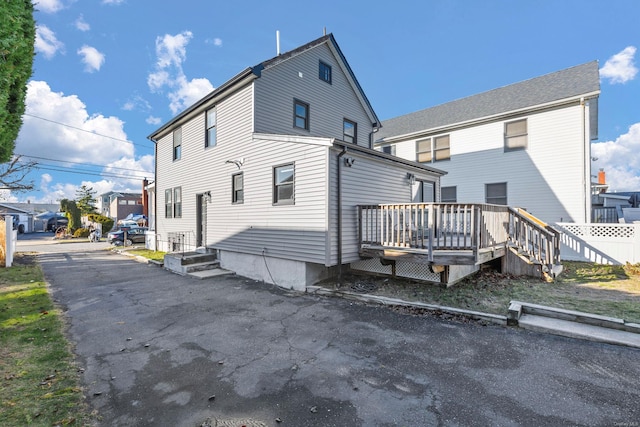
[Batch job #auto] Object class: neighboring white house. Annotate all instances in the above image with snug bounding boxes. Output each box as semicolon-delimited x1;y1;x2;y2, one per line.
148;34;446;290
374;62;601;224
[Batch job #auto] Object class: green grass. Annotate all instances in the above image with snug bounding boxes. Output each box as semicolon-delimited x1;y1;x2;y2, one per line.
334;261;640;324
126;249;166;262
0;255;94;426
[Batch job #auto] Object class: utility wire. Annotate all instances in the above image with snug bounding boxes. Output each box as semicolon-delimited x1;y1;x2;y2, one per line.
16;153;152;174
33;164;150;180
23;113;154;149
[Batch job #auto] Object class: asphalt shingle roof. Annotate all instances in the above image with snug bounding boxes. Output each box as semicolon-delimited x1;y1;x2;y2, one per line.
376;61;600;142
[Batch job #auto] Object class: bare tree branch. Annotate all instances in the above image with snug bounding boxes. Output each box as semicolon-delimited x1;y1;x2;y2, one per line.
0;155;36;192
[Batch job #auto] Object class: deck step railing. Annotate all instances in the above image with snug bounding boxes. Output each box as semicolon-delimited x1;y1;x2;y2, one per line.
508;208;561;269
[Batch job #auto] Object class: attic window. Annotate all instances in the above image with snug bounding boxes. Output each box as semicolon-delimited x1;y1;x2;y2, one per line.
343;119;357;144
319;61;332;84
294;99;309;130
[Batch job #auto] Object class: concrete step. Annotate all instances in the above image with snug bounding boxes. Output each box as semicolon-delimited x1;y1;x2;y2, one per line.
518;313;640;349
166;251;217;265
509;300;640;348
184;260;220;273
188;268;234;280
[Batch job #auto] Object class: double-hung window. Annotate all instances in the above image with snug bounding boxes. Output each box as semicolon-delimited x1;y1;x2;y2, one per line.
273;163;294;205
206;108;217;148
232;173;244;204
343;119;357;144
173;127;182;161
173;187;182;218
319;61;332;84
505;119;527;151
165;189;173;218
294;99;309;130
416;134;450;162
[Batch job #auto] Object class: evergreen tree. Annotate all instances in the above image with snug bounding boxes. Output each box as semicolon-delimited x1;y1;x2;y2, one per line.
0;0;36;162
75;184;97;215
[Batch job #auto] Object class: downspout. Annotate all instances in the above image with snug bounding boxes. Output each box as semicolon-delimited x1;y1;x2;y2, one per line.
581;97;588;222
369;123;379;150
337;146;348;282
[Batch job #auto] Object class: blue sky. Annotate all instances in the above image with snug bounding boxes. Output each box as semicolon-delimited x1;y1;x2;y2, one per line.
9;0;640;204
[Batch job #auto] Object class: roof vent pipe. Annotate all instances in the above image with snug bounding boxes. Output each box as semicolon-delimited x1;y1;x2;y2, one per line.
276;30;280;55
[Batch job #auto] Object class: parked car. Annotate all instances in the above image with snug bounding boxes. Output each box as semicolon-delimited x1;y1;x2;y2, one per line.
47;216;68;232
107;227;148;246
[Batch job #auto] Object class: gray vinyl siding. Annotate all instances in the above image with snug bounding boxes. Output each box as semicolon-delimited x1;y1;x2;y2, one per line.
254;43;373;148
211;137;330;264
327;149;441;264
155;84;255;243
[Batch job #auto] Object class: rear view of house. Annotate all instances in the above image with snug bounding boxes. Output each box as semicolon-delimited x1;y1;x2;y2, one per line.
149;34;445;290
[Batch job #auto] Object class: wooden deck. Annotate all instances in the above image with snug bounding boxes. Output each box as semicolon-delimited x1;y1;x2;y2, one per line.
357;203;560;273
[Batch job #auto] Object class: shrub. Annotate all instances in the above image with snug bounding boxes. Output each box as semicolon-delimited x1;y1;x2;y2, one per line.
87;213;114;234
73;228;90;238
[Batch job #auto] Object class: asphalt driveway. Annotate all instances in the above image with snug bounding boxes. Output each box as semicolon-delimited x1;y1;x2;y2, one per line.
32;243;640;426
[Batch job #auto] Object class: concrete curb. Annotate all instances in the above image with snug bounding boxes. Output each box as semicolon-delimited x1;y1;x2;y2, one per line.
509;300;640;334
306;287;640;349
306;286;508;325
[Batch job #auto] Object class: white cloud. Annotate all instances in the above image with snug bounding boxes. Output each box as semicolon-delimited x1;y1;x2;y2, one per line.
600;46;638;84
14;82;155;203
75;15;90;31
33;0;64;13
168;76;214;114
77;45;105;72
155;32;192;68
17;81;133;164
592;122;640;191
148;31;214;114
206;38;223;47
146;116;161;125
122;95;152;112
102;0;125;4
35;25;64;59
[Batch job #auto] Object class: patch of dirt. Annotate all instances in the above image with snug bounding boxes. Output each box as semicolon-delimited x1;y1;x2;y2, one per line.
12;253;37;266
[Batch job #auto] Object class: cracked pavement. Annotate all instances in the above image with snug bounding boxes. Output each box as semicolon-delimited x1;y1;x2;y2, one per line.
29;241;640;426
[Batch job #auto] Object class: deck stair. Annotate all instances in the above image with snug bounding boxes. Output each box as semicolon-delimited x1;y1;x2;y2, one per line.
507;207;563;279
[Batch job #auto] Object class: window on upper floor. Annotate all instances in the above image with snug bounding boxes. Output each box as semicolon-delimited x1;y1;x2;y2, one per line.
273;163;294;205
165;189;172;218
441;186;457;203
232;172;244;204
206;107;217;148
505;119;527;151
485;182;507;205
173;127;182;161
319;60;332;84
343;119;357;144
416;134;450;162
381;145;396;156
294;99;309;130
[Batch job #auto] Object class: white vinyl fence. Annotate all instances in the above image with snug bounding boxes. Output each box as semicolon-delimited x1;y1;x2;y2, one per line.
556;222;640;265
